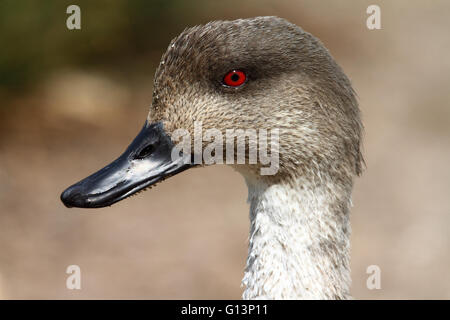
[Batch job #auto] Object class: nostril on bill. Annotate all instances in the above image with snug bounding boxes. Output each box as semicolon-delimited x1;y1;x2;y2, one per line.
135;144;156;159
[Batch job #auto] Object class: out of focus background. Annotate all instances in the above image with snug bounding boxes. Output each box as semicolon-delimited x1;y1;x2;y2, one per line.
0;0;449;299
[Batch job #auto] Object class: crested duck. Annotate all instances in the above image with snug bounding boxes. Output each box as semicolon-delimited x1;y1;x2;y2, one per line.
61;16;363;299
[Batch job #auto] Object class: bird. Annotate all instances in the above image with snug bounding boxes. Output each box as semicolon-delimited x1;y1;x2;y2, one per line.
61;16;363;299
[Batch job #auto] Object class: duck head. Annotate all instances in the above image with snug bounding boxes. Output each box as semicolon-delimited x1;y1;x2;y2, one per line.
61;16;363;208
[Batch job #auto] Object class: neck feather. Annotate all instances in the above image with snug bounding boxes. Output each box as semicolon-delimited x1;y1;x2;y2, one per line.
241;174;352;299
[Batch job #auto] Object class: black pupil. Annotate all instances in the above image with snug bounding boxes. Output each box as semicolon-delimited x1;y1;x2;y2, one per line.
231;73;240;82
137;144;155;159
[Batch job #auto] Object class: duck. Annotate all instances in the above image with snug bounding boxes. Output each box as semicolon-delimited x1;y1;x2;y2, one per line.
60;16;363;299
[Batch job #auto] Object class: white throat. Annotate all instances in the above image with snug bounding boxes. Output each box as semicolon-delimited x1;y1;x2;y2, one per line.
241;175;352;299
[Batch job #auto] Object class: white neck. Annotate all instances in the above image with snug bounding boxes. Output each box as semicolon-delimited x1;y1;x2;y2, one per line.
241;175;352;299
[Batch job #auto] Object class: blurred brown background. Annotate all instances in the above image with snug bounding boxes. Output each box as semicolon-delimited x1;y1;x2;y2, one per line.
0;0;449;299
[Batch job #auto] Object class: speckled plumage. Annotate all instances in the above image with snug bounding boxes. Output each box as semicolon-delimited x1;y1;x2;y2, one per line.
148;16;363;299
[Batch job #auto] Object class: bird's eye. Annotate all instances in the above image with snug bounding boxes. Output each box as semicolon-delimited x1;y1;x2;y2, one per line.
223;70;246;87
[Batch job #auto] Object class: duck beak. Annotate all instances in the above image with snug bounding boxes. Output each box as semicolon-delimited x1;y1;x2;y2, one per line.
60;121;193;208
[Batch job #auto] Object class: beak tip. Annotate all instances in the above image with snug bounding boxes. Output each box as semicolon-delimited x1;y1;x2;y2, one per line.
60;185;83;208
60;184;112;209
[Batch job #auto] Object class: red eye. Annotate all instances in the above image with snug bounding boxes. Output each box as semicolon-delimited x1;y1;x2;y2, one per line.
223;70;246;87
